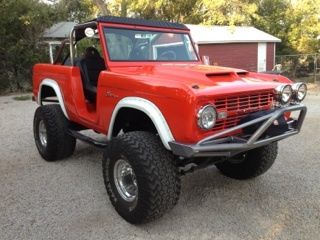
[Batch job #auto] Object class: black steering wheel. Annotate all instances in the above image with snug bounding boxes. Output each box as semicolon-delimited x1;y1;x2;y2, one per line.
158;50;177;60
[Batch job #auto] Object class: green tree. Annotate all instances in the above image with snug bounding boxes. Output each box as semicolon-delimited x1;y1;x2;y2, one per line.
198;0;258;26
252;0;293;54
54;0;97;22
125;0;320;54
1;0;319;94
253;0;320;54
0;0;56;92
129;0;203;23
93;0;110;16
286;0;320;54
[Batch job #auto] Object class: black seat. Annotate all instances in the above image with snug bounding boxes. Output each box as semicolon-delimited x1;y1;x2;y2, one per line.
78;47;105;102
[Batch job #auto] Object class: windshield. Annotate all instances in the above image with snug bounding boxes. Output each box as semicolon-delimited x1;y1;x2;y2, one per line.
104;27;198;62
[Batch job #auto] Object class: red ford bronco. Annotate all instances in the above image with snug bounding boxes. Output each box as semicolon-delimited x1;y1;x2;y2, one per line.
33;16;307;223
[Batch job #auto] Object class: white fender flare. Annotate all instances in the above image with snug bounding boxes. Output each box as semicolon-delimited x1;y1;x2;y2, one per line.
38;79;69;119
107;97;175;150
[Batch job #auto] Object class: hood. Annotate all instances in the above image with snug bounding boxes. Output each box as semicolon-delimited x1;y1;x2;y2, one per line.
111;63;291;97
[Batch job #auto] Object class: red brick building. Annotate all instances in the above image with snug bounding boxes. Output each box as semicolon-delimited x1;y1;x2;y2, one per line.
187;25;281;72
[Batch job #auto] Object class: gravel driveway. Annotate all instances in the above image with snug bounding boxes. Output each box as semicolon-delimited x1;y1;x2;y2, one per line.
1;94;319;240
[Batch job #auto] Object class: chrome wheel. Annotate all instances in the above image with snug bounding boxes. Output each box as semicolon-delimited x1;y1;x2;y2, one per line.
113;158;138;202
38;120;47;147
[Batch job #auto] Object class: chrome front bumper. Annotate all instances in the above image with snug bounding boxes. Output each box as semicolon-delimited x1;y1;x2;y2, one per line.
169;104;307;158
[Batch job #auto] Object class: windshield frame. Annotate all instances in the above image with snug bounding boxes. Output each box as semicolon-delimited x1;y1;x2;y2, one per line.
100;23;200;64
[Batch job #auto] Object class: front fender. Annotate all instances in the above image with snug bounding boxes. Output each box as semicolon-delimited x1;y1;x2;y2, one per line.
107;97;174;150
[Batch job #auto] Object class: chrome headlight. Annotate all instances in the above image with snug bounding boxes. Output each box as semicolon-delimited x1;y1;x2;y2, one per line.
292;82;307;101
197;105;217;130
276;84;293;104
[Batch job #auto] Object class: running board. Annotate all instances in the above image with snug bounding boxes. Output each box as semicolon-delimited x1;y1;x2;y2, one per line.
68;129;107;148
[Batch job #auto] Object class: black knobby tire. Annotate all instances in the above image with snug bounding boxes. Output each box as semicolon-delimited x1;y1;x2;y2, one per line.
103;131;181;224
215;142;278;180
33;105;76;161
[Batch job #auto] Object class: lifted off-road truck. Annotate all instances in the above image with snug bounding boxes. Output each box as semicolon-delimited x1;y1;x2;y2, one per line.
33;16;307;223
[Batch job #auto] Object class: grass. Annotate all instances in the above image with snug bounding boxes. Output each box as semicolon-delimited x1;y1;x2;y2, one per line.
13;95;32;101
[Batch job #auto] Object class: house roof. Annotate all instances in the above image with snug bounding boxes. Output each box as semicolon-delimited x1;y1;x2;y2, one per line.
186;24;281;44
43;20;281;44
43;21;77;39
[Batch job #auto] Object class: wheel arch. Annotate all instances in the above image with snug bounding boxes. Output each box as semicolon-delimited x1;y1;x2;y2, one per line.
38;78;69;119
107;97;174;150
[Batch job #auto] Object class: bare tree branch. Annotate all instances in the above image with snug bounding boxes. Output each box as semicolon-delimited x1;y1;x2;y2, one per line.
92;0;109;15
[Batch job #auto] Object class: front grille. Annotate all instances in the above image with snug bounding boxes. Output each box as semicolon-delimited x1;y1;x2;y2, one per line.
213;91;274;131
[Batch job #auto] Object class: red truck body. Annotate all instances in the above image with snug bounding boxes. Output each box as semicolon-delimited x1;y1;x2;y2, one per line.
32;16;307;224
33;20;294;145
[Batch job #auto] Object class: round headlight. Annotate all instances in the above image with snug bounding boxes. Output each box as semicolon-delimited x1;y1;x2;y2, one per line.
292;82;307;101
197;105;217;130
276;84;293;104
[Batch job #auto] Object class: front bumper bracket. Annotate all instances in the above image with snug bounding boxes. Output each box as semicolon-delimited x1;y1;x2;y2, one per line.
169;104;307;158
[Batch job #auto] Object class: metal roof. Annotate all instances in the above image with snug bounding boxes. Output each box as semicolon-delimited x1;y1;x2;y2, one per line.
43;21;77;39
186;24;281;44
96;16;188;30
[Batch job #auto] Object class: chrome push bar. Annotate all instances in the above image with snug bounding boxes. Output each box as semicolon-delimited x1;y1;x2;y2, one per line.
169;104;307;158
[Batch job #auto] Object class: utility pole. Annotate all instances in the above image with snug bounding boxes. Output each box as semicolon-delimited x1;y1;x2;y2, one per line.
315;54;318;83
314;54;317;83
317;36;320;83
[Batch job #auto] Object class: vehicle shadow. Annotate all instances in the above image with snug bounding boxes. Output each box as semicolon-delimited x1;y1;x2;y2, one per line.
62;139;316;240
137;166;300;239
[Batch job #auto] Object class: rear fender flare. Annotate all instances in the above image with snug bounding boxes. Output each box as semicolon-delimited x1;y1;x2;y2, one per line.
108;97;174;150
38;78;69;119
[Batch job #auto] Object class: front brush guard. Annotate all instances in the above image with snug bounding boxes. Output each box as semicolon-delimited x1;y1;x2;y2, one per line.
169;104;307;158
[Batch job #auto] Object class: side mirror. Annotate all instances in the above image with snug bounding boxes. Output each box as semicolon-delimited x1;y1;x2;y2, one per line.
202;55;210;65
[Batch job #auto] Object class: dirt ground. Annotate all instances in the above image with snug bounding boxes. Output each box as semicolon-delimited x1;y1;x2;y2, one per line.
0;94;319;240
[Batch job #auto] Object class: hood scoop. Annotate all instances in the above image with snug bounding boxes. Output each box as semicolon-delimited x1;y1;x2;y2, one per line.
236;71;249;76
206;72;232;77
206;71;249;78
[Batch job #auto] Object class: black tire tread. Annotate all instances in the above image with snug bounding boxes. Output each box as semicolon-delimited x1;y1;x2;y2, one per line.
216;142;278;180
34;105;76;161
103;131;181;224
